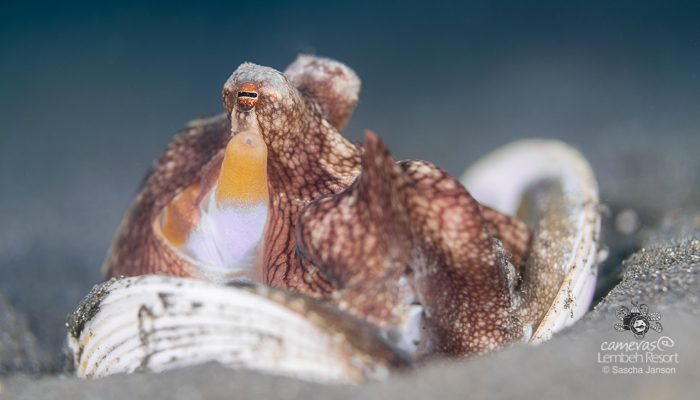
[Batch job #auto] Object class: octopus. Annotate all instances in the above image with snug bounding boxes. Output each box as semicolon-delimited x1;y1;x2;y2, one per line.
85;55;599;374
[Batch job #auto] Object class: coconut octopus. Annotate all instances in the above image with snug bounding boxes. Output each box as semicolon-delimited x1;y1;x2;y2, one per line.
67;55;601;383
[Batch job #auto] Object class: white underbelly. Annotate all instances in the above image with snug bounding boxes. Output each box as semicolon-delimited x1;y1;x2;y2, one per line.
184;188;268;282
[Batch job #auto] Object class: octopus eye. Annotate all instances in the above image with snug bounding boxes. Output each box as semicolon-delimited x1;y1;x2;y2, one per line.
237;82;259;111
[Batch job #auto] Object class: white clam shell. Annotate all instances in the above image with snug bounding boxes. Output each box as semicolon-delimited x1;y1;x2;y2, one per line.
461;139;600;343
67;275;407;383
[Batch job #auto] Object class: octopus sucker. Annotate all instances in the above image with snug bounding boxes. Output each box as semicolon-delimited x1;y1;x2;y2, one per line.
74;55;601;382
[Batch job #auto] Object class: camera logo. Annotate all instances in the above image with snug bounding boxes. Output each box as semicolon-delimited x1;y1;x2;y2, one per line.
614;301;663;339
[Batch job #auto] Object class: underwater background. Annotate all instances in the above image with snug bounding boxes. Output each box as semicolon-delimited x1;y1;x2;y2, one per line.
1;0;699;365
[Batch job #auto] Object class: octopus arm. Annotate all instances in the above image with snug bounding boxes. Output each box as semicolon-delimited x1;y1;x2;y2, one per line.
298;132;524;356
284;55;361;132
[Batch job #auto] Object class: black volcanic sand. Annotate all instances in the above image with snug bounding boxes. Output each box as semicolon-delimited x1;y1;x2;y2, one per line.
2;215;699;399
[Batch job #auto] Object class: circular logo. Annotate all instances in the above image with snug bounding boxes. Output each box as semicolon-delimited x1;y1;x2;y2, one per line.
629;314;649;335
614;302;663;339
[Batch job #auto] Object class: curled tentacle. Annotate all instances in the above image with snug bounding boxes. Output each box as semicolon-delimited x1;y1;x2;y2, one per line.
284;54;361;132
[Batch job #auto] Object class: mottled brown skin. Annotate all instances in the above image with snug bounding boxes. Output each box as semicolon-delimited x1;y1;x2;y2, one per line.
296;132;414;330
285;54;360;131
401;158;523;356
105;55;532;357
297;132;529;356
